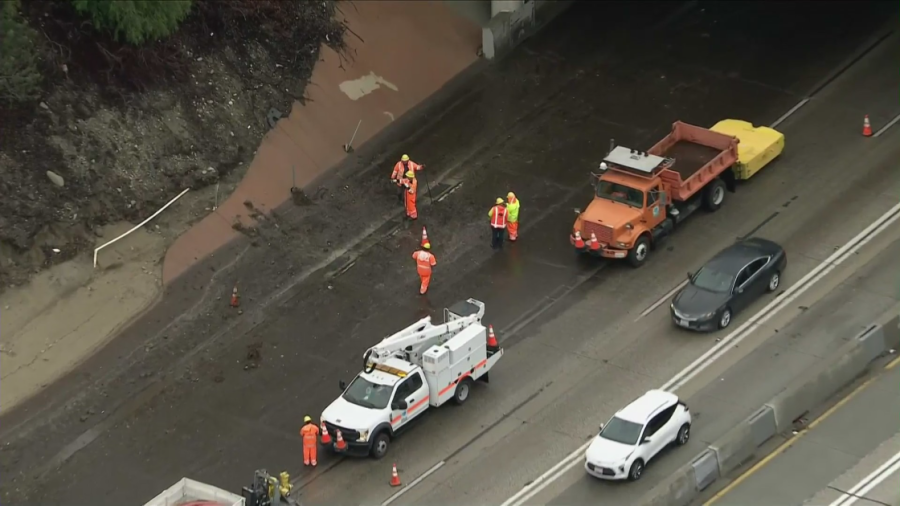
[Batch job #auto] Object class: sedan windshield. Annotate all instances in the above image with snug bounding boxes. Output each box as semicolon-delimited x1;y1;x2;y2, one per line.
596;181;644;208
691;266;734;293
599;416;643;445
342;376;393;410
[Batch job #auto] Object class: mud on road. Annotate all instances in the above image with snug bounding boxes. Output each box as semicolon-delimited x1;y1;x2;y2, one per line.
1;0;895;503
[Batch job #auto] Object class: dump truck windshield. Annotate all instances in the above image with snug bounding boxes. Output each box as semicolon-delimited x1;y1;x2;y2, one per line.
342;375;393;409
596;180;644;208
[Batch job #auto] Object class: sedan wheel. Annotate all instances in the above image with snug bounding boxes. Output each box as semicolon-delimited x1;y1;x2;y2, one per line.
718;309;732;329
767;272;780;292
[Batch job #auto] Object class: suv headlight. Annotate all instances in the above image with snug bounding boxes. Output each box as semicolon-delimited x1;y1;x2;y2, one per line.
617;241;628;248
358;430;369;442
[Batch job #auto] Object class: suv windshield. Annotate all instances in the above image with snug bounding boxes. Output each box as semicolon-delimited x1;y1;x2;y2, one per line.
596;180;644;208
691;266;734;293
342;375;393;410
599;416;643;445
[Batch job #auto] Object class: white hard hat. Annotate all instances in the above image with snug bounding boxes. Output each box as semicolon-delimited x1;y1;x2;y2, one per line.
599;162;608;170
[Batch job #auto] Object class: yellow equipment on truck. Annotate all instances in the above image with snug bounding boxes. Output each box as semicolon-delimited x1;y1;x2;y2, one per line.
570;120;784;267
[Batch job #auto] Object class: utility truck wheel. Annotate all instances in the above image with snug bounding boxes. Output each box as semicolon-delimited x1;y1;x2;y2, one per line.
370;432;390;460
703;179;727;212
454;378;473;405
627;236;651;268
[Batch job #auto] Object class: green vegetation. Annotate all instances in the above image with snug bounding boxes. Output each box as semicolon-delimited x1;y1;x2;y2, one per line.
0;0;42;103
71;0;194;45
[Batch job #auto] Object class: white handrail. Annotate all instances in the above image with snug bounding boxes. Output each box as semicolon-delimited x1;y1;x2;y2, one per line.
93;187;191;268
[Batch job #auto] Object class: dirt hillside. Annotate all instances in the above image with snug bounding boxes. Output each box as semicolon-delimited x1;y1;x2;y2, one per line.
0;0;348;293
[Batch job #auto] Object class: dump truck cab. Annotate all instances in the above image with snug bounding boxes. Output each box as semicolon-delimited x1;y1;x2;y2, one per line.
573;148;675;264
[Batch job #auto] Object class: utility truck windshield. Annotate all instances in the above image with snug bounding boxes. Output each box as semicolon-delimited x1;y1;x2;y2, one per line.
596;180;644;208
342;375;393;409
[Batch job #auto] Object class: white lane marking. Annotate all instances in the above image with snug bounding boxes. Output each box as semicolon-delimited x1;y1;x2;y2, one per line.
828;448;900;506
381;460;445;506
873;112;900;138
636;279;688;320
500;200;900;506
770;98;811;128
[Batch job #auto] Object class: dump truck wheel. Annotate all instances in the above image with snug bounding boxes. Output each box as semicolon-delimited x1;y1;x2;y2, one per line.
627;236;651;268
703;179;726;212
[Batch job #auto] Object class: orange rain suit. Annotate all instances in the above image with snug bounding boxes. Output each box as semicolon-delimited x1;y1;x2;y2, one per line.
299;422;320;466
412;249;437;294
404;177;419;220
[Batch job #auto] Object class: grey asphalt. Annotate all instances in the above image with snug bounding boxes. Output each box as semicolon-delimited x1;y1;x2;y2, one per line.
1;1;898;505
542;230;900;506
706;363;900;506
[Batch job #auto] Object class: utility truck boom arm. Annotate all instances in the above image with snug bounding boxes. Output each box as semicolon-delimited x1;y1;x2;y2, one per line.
364;299;485;368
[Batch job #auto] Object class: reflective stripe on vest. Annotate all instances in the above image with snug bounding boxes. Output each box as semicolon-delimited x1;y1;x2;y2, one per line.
491;206;508;228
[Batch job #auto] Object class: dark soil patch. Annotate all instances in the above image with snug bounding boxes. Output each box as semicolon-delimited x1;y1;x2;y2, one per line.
0;0;348;293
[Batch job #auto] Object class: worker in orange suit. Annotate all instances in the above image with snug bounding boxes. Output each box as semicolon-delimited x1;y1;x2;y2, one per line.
412;243;436;295
403;170;419;220
391;155;423;204
299;415;320;467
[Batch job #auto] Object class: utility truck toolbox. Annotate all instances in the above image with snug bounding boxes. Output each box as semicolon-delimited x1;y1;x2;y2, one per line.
320;298;504;460
571;119;783;268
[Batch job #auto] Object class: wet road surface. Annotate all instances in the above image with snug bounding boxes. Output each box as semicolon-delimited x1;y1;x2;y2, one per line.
1;1;898;505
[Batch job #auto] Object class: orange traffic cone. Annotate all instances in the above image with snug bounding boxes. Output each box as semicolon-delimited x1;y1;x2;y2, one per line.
320;422;332;445
421;226;430;248
334;429;347;451
390;463;402;487
863;115;873;137
487;325;499;351
230;285;240;308
589;232;600;251
574;230;584;249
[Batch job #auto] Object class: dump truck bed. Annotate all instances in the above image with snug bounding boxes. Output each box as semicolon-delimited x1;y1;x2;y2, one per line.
647;121;739;201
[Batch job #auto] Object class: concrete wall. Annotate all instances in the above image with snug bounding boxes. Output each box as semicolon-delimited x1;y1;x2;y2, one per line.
637;308;900;506
481;0;575;60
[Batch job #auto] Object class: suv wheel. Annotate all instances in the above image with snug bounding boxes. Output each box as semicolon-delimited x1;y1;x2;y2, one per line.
676;423;691;446
628;459;645;481
369;431;390;460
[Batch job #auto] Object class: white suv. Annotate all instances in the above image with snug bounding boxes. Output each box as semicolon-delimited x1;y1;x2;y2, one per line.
584;389;691;481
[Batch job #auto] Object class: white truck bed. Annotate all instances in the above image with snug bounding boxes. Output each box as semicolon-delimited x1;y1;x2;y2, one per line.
143;478;244;506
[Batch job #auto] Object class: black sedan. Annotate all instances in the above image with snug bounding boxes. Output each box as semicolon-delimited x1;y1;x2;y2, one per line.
671;238;787;332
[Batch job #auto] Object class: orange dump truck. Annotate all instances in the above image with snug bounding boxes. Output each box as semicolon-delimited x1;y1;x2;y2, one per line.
570;120;784;267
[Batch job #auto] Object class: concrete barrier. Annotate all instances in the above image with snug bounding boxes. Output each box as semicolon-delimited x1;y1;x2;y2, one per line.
640;460;698;506
765;325;884;432
639;309;900;506
481;0;575;60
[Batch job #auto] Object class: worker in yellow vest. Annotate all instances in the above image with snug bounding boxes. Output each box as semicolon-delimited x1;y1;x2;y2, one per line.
506;192;521;241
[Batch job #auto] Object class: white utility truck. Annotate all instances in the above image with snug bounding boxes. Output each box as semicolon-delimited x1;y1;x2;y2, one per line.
320;298;503;459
